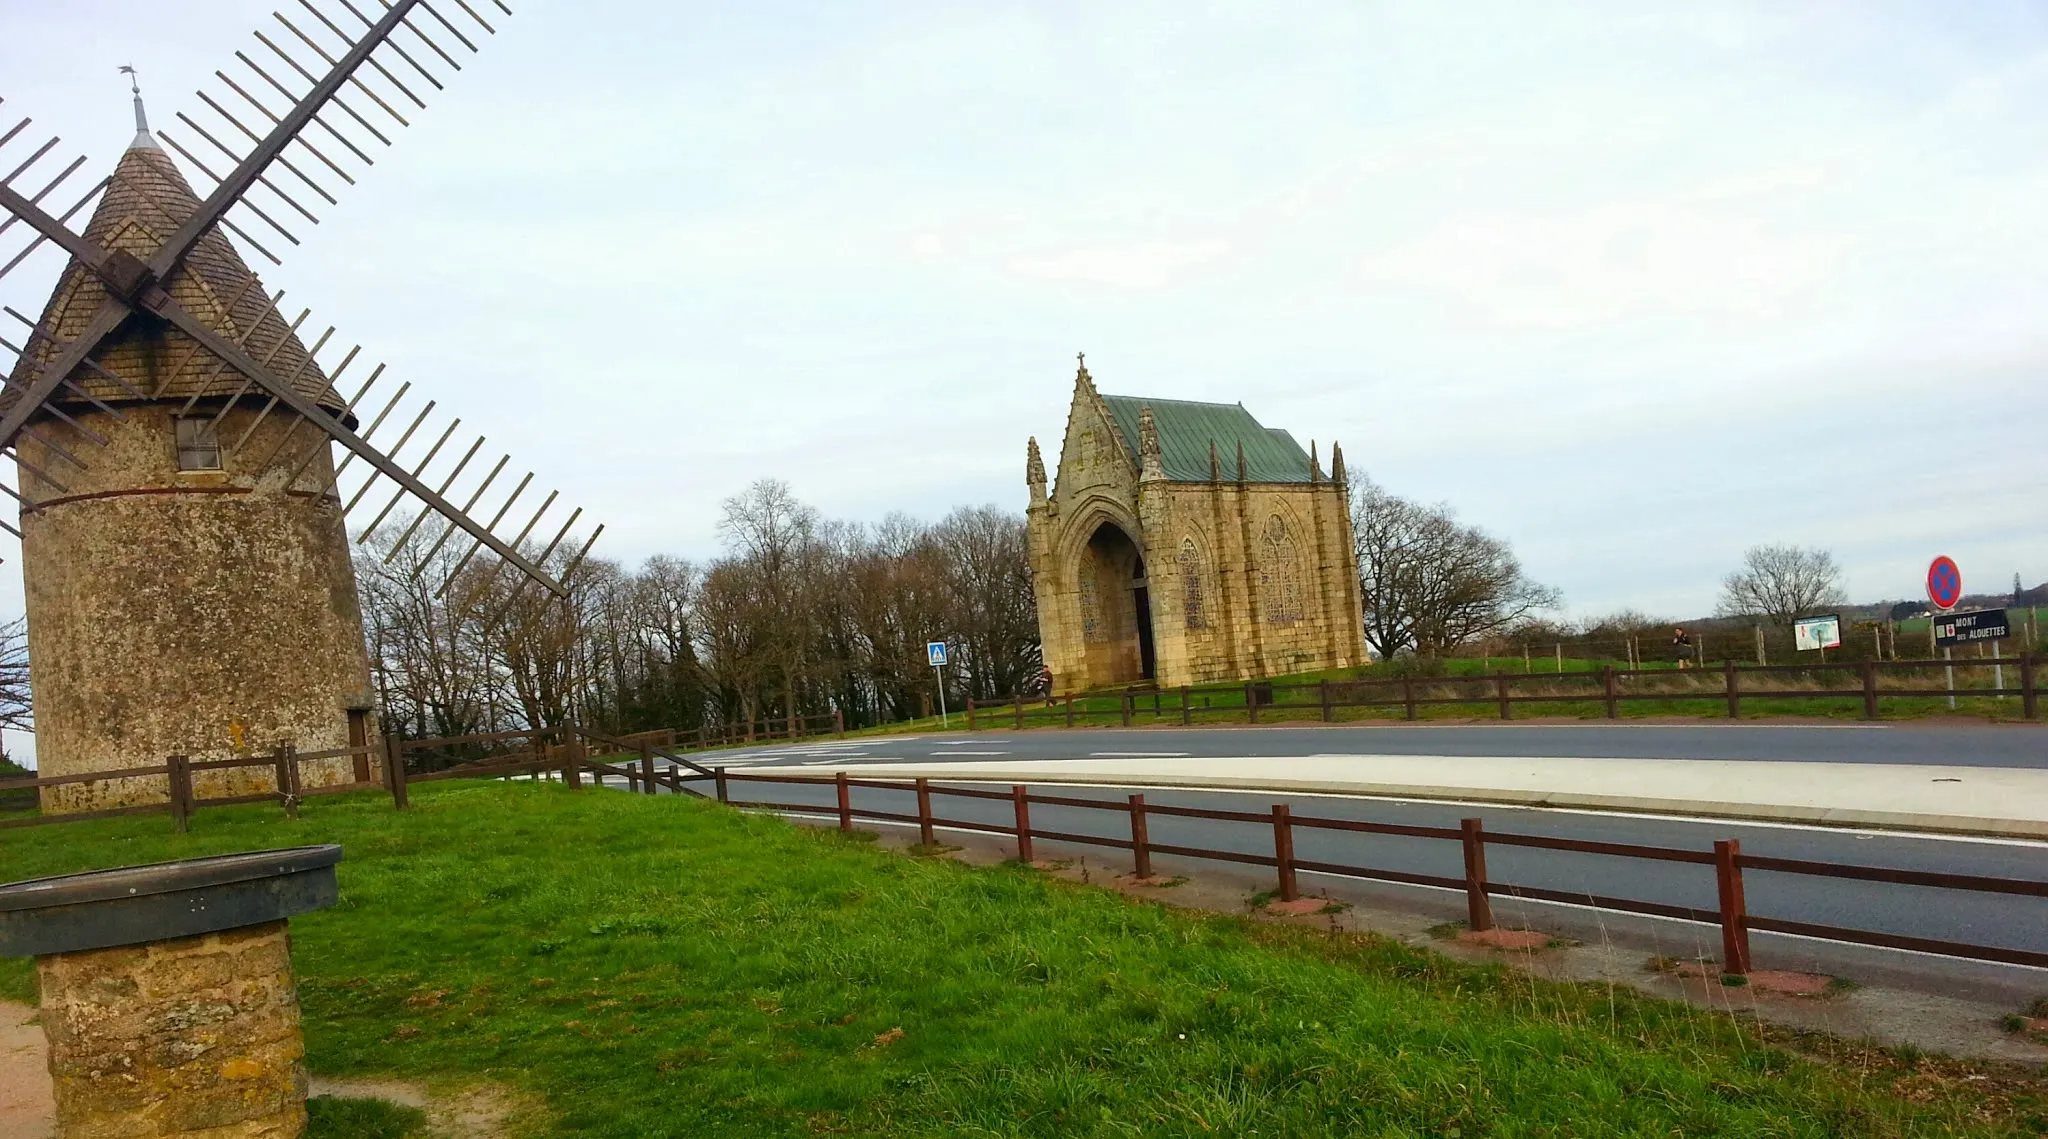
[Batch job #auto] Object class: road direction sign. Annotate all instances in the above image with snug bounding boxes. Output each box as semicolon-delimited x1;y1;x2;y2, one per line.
1927;556;1963;611
927;641;947;668
1933;608;2009;648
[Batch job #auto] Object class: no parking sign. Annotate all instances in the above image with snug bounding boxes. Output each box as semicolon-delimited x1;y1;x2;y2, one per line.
1926;556;1963;612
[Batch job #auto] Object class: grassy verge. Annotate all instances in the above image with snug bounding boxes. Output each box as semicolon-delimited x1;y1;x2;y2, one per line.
3;784;2041;1136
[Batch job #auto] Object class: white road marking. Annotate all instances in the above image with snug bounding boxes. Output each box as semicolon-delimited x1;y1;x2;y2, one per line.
927;750;1007;756
1090;751;1191;757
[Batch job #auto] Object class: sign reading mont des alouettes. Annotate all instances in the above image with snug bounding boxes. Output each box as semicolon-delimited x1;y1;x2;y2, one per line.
1933;609;2009;649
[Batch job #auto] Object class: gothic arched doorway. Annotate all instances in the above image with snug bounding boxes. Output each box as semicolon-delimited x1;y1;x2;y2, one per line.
1078;521;1156;686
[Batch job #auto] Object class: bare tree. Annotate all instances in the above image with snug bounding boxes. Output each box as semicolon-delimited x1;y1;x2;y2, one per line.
0;616;29;735
931;505;1040;700
356;520;500;739
0;616;30;771
1715;544;1845;628
718;479;821;728
485;548;610;733
352;482;1042;741
1352;478;1560;657
1352;479;1430;658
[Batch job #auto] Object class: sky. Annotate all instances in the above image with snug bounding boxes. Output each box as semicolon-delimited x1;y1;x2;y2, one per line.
3;0;2047;632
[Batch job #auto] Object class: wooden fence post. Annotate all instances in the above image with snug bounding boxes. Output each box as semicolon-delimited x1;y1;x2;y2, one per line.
1065;694;1075;728
639;742;656;795
1602;666;1619;719
835;707;845;739
1402;676;1417;721
1015;692;1024;729
383;733;409;810
1460;817;1493;932
1121;693;1133;728
967;698;977;731
1724;659;1740;719
1860;660;1879;721
1180;685;1192;726
167;754;191;834
1012;785;1033;863
1714;839;1751;975
915;777;935;849
1246;683;1259;724
714;767;729;805
278;743;302;819
562;737;582;790
1496;673;1512;721
836;771;853;833
1129;794;1151;879
2021;653;2038;721
1271;804;1298;902
1320;679;1333;722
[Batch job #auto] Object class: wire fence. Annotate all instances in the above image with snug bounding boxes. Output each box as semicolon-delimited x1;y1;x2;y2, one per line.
969;655;2041;728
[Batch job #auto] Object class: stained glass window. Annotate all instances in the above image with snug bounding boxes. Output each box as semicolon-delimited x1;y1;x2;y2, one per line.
1080;562;1106;642
1179;538;1206;629
1260;515;1303;625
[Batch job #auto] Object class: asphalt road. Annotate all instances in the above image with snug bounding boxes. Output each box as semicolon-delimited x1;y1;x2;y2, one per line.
600;723;2048;975
704;721;2048;769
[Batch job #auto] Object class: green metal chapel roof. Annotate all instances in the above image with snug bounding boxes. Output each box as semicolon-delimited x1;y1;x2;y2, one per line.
1099;395;1316;483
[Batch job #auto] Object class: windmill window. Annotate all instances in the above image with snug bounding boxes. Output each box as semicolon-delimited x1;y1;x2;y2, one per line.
175;417;221;471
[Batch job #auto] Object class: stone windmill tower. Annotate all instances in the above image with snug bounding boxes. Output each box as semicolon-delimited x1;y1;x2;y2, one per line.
0;2;599;811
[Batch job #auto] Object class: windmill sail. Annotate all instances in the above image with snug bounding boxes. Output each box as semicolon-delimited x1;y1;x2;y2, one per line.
0;0;595;594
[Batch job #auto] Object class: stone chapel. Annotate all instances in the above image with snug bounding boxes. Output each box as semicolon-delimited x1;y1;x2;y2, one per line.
1025;357;1366;694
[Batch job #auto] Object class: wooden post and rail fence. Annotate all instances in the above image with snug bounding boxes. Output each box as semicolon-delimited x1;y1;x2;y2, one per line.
0;708;849;833
707;767;2048;979
965;654;2043;729
5;717;2043;979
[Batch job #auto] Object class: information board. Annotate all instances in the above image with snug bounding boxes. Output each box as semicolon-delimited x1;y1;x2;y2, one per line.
1792;614;1842;652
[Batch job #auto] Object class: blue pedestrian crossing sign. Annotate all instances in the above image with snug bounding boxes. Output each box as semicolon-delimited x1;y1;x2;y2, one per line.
926;642;948;667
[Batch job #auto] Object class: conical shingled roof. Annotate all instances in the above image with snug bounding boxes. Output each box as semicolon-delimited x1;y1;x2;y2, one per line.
2;139;345;417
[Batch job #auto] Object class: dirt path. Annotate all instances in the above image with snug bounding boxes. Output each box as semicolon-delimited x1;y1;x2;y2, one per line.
1;1001;53;1139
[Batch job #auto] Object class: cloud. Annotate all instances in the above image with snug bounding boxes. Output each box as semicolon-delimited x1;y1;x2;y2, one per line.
1007;239;1232;291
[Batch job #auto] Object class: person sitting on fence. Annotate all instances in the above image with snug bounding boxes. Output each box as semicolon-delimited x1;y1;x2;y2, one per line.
1672;627;1693;668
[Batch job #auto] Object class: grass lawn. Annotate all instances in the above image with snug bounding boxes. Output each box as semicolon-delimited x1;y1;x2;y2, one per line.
3;784;2042;1136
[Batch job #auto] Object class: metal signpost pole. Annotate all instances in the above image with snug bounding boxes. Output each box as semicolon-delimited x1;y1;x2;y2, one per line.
928;642;950;729
1928;557;1963;711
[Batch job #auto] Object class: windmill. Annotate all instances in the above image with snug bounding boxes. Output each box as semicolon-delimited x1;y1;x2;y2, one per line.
0;1;601;811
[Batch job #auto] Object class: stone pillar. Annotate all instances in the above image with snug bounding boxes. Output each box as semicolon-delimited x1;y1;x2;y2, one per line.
39;923;305;1137
0;846;341;1139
